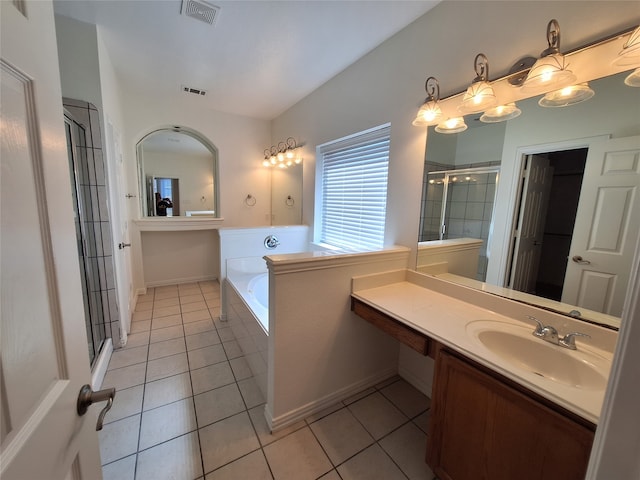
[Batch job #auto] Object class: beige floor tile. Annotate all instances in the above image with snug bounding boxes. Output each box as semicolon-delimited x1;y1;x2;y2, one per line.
216;326;236;342
248;405;306;447
107;345;148;370
146;352;189;382
148;337;186;361
143;372;192;411
180;293;205;304
194;383;245;427
130;320;151;333
343;387;376;405
318;471;341;480
98;414;140;465
222;340;243;359
182;301;208;313
183;318;215;336
139;398;197;450
188;344;227;370
182;309;212;323
151;313;182;329
132;310;152;322
309;408;374;465
190;362;235;395
103;385;143;425
205;450;272;480
337;444;406;480
153;305;182;318
229;356;253;381
348;391;408;439
304;401;344;425
102;363;146;391
186;330;221;351
149;324;184;344
102;454;136;480
237;377;265;409
263;427;332;480
413;410;430;434
135;301;153;312
153;297;180;309
199;412;260;473
154;290;179;300
136;432;203;480
379;422;433;480
380;379;431;418
121;331;149;349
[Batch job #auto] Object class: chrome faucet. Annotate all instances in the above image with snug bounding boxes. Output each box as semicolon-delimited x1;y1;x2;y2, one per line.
264;235;280;249
527;315;590;350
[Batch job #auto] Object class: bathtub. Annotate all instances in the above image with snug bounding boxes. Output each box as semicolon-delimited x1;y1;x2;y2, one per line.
225;257;270;399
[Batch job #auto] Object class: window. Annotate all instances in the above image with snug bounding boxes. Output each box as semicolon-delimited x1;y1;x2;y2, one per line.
315;124;390;250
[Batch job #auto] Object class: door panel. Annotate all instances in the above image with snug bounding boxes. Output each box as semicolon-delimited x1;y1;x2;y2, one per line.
1;1;102;478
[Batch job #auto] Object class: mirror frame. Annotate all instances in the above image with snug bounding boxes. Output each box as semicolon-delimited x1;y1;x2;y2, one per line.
136;126;220;221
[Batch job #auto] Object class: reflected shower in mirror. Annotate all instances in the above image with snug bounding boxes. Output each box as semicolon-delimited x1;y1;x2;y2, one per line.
417;71;640;329
136;127;219;217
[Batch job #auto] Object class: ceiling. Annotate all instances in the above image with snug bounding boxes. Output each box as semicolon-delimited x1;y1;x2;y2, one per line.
53;0;440;120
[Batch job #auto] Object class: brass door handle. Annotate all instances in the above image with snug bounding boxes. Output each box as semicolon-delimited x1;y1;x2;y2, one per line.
77;384;116;431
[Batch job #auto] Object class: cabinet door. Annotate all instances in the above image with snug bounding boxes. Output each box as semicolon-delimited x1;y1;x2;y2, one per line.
427;350;594;480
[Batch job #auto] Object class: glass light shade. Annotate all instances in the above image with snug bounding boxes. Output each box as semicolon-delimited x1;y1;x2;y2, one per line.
277;152;285;161
435;117;468;134
270;156;277;164
625;68;640;87
286;149;295;159
277;163;286;169
614;26;640;67
412;100;443;126
538;83;594;107
480;103;522;123
262;159;271;167
459;81;497;113
522;53;576;92
295;156;302;164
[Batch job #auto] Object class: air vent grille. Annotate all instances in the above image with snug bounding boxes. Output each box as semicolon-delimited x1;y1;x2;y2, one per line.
181;0;220;26
181;85;207;96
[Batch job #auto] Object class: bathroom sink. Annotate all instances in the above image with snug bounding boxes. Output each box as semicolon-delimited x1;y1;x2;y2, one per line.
466;320;608;390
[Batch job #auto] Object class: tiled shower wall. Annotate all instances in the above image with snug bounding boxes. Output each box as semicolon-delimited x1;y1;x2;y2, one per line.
64;97;122;348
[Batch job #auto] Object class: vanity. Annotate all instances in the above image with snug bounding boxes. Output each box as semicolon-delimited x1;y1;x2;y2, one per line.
351;269;615;480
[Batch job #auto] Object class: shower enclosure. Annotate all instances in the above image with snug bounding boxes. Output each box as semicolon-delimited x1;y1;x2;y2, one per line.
64;100;119;366
419;166;500;281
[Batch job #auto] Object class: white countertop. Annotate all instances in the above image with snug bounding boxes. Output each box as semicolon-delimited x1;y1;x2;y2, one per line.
352;270;615;424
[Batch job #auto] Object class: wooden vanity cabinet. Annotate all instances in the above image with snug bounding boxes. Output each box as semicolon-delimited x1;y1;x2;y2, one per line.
427;349;595;480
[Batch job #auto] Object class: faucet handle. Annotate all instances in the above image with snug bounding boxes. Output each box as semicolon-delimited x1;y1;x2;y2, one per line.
560;332;591;350
527;315;545;336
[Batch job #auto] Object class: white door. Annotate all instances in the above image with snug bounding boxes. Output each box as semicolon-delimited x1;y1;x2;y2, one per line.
510;155;554;293
1;1;103;478
106;121;132;340
562;135;640;316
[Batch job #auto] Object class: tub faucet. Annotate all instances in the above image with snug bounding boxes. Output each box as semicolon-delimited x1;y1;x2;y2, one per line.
264;235;280;249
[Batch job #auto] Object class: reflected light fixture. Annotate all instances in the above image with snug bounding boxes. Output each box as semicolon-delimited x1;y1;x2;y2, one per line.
459;53;497;114
522;19;576;93
435;117;468;134
262;138;302;168
480;103;522;123
413;76;443;126
539;83;595;107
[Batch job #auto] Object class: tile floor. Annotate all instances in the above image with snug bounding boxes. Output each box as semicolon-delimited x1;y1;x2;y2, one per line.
99;281;436;480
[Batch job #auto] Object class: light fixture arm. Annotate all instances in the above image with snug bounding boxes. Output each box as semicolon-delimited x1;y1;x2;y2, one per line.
473;53;490;82
541;19;561;57
425;76;440;102
286;137;297;150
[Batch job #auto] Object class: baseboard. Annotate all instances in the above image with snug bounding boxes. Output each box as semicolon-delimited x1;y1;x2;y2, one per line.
145;274;218;288
92;338;113;389
268;367;397;432
399;364;433;398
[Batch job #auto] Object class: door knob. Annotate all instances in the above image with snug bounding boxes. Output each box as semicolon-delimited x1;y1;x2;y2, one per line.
118;242;131;249
77;384;116;431
572;255;591;265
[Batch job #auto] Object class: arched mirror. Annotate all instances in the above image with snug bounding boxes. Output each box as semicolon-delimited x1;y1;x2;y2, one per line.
136;127;219;218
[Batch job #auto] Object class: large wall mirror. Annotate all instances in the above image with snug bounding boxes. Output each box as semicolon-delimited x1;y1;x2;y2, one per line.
136;127;219;218
417;62;640;330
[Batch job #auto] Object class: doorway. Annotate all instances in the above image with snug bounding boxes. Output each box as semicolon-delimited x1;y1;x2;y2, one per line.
508;148;587;301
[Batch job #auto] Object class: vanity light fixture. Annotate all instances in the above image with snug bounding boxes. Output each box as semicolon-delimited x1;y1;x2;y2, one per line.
615;26;640;87
435;117;468;134
262;137;302;168
539;83;595;107
413;76;443;126
480;103;522;123
624;69;640;87
522;19;576;93
459;54;497;114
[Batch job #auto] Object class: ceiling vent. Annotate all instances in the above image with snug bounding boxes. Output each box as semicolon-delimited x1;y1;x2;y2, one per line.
181;85;207;96
181;0;220;26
